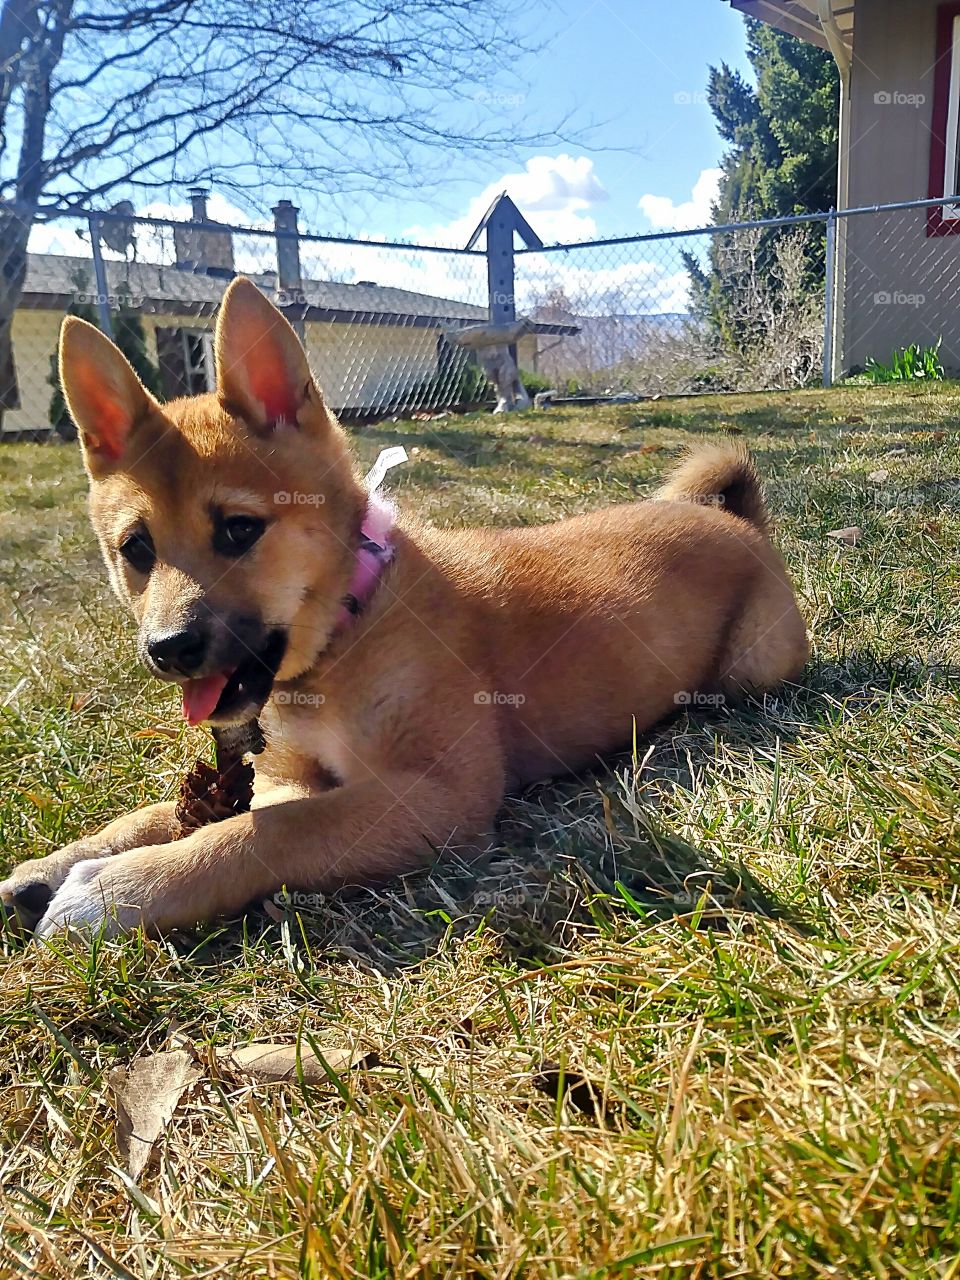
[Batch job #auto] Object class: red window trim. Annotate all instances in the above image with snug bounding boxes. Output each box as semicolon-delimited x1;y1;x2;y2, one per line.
928;1;960;234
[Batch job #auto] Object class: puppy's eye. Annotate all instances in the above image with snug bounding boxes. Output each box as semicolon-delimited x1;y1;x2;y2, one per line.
119;528;155;575
214;515;265;557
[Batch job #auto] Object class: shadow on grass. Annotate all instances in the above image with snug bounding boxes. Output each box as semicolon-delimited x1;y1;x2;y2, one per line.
178;647;958;975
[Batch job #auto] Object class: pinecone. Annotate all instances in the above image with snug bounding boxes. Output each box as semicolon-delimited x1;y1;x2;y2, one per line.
175;732;258;837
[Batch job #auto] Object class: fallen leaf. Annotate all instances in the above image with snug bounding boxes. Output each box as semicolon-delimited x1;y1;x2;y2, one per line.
867;469;889;484
16;789;52;811
622;443;662;458
261;896;284;922
215;1039;379;1083
826;526;862;546
110;1049;201;1180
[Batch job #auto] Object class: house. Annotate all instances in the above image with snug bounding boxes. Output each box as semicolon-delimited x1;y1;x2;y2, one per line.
725;1;960;375
3;201;574;434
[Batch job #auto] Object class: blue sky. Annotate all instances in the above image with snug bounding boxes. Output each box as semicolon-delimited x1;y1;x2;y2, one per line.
32;0;755;287
119;0;755;248
390;0;754;246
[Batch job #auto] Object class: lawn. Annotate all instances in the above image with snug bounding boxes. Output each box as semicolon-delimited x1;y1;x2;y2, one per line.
1;383;959;1278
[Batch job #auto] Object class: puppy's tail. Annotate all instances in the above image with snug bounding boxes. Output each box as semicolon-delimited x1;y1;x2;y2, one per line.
656;440;768;533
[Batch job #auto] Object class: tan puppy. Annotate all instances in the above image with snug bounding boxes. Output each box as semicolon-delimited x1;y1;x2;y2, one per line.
0;279;807;937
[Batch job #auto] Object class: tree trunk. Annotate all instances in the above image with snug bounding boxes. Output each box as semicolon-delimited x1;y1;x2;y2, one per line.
0;208;30;412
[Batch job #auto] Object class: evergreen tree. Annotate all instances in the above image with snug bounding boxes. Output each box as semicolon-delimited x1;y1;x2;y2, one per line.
49;273;161;438
48;269;98;439
113;287;162;399
709;20;838;223
684;18;839;379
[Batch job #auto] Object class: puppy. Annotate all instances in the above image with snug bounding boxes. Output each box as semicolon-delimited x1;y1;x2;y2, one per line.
0;279;807;937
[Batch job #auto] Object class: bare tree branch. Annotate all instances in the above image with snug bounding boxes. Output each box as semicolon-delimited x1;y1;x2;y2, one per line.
0;0;572;410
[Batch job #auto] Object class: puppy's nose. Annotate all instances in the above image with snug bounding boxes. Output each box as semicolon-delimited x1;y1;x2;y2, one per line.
146;626;208;676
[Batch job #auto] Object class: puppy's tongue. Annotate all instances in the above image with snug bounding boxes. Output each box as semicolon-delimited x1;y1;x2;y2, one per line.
181;673;230;726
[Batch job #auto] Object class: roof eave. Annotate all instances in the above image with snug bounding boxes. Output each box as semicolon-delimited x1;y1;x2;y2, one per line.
18;288;577;334
727;1;844;52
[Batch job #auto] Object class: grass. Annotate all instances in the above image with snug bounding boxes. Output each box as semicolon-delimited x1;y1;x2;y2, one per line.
1;382;959;1277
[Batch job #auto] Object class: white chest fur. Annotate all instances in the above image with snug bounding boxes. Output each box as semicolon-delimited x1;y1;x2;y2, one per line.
260;700;354;782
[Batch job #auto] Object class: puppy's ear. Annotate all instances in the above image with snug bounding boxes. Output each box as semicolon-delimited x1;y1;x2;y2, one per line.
215;277;325;434
58;317;157;475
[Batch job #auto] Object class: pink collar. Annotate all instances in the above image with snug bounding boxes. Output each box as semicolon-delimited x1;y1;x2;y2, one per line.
334;491;397;631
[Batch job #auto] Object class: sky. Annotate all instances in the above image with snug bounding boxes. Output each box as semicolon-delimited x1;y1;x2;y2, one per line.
392;0;754;248
30;0;756;314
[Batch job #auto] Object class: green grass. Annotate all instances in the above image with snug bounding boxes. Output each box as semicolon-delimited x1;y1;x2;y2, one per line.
1;383;959;1277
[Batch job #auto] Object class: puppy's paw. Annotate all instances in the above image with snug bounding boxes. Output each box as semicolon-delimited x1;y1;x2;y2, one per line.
0;843;97;931
34;857;144;940
0;877;52;927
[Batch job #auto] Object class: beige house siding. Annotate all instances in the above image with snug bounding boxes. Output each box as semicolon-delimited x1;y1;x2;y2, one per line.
304;325;535;408
3;301;537;432
3;309;63;433
517;335;538;373
841;0;960;370
305;322;440;410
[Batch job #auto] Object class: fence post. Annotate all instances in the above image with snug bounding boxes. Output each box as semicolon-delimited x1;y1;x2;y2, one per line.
463;192;543;377
273;199;304;339
484;201;516;327
822;207;837;388
88;215;114;339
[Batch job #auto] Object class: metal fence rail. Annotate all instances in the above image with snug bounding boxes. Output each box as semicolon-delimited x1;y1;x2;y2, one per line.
2;191;960;435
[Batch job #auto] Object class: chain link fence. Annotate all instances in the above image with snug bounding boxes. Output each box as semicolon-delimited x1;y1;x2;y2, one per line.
518;217;827;397
3;193;960;435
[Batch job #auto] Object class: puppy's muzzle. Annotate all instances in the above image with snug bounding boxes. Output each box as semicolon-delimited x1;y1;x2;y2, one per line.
146;625;208;677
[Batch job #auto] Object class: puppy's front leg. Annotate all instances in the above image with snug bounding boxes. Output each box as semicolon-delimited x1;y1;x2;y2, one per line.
35;765;501;938
0;801;181;928
3;775;294;929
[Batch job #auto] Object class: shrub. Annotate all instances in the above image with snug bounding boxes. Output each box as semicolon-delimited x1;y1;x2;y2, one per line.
519;369;556;397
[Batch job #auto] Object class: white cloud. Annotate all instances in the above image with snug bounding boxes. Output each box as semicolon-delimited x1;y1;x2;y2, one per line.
27;220;87;257
406;154;609;247
638;167;721;232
